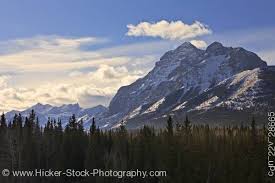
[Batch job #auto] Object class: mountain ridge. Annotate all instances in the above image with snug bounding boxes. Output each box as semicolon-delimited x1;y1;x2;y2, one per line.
5;103;108;128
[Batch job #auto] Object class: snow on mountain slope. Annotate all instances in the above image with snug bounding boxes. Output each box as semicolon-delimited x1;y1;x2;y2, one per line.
123;66;275;128
195;96;219;110
5;103;108;128
181;67;272;112
107;41;268;128
191;68;262;111
168;66;275;122
143;97;165;114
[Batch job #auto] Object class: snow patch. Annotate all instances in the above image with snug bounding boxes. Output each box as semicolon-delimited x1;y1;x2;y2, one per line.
173;101;187;111
127;106;142;119
229;68;260;99
143;98;165;114
195;96;219;110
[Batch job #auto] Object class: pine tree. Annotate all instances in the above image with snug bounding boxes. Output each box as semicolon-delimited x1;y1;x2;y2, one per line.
0;113;11;183
90;117;96;135
166;115;173;136
184;115;191;135
0;113;7;130
251;117;257;145
119;120;127;136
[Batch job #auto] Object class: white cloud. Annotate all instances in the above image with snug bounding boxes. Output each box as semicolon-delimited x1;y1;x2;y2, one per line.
0;35;164;111
258;49;275;65
126;20;212;40
0;35;114;74
0;64;144;111
0;35;108;55
69;71;84;77
190;40;208;48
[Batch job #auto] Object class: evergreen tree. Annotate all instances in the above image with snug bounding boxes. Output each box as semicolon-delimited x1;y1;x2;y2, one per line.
184;115;191;136
90;117;96;135
0;113;11;183
166;115;173;136
0;113;7;130
251;117;257;145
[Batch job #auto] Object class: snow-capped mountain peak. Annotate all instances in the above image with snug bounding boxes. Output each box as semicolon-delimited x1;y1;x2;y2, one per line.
107;41;271;128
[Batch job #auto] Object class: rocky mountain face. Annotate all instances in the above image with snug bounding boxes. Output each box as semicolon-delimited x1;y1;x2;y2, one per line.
6;103;108;128
106;42;272;128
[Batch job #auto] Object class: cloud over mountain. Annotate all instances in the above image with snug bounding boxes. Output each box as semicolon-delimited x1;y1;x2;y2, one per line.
190;40;207;48
126;20;212;40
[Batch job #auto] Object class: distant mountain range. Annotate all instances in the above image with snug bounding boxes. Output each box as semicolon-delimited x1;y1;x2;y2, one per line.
6;103;108;129
6;42;275;129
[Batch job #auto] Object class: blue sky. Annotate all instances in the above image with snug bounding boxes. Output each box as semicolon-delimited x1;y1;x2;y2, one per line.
1;0;274;41
0;0;274;111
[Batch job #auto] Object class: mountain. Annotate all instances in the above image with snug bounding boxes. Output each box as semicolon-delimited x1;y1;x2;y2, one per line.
105;41;273;129
5;103;108;128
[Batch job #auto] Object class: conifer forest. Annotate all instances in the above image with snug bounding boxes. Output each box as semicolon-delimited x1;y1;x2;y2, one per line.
0;110;269;183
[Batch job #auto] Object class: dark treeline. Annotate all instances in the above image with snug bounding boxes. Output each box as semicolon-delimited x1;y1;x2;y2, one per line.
0;111;268;183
